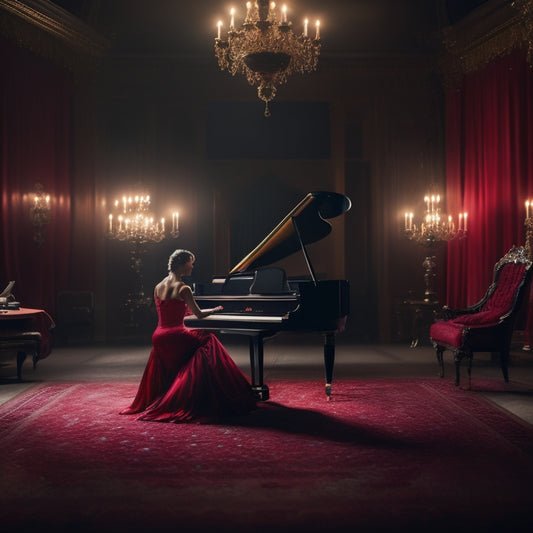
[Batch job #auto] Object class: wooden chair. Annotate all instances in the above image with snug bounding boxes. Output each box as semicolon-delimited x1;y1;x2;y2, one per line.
429;246;532;389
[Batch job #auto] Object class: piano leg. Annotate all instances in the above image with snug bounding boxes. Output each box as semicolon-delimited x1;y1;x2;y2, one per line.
324;333;335;399
249;334;270;401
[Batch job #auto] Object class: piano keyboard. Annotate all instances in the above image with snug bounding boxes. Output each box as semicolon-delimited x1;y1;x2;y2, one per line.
185;314;283;323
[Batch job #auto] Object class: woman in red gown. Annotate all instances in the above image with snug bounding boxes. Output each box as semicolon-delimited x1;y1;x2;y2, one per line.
121;249;256;422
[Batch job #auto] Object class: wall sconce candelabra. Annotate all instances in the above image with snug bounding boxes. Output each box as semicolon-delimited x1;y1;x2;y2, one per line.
525;200;533;259
403;194;468;302
29;183;51;247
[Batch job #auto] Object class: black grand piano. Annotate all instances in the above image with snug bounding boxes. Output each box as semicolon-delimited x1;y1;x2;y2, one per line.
184;191;351;400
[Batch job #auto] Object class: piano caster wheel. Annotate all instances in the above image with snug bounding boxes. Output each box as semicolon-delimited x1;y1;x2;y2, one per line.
325;384;332;400
252;385;270;401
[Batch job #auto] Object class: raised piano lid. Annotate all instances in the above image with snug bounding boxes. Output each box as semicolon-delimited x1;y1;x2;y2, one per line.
229;191;352;276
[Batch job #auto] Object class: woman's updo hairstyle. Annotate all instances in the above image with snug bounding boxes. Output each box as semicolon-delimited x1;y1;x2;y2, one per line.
168;249;193;273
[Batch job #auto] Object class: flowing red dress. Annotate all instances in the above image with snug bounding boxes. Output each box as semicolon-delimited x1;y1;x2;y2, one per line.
120;298;256;422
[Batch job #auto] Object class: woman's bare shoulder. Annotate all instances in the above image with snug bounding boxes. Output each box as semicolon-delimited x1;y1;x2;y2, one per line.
155;278;185;300
177;283;192;297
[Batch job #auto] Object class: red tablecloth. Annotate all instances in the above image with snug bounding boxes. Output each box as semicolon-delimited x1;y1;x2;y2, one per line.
0;307;55;359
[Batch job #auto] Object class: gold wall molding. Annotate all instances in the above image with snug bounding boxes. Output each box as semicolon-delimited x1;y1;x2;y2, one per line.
513;0;533;62
440;0;532;88
0;0;109;70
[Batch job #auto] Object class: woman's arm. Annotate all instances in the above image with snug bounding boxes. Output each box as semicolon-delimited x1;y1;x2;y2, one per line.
178;285;223;318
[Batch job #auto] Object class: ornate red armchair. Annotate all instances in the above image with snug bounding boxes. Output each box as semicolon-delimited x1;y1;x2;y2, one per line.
429;246;532;389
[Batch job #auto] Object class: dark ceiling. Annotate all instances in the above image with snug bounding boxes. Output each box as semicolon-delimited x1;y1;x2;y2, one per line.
49;0;490;56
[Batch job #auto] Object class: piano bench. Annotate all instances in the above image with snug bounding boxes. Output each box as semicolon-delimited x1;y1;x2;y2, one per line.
0;332;42;381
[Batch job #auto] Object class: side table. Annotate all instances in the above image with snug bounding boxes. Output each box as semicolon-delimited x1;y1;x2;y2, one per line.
403;299;440;348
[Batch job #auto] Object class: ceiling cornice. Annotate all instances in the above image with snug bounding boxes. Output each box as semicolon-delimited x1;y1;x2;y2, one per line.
0;0;109;68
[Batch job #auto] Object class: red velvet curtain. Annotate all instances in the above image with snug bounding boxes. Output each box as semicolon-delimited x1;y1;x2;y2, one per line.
0;36;72;316
445;48;533;308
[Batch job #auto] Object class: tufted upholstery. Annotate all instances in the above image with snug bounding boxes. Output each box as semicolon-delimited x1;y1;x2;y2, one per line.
429;247;532;389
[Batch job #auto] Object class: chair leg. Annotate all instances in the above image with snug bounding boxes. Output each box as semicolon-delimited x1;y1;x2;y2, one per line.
436;346;445;378
500;350;510;383
16;351;27;381
466;355;472;390
453;351;461;387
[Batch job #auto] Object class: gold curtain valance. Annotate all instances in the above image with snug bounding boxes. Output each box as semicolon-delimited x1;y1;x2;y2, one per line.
441;0;533;88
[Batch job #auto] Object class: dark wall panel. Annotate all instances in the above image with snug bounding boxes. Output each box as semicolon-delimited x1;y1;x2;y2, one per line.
207;102;330;159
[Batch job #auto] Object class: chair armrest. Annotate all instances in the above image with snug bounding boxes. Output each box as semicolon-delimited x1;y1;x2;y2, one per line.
436;305;481;321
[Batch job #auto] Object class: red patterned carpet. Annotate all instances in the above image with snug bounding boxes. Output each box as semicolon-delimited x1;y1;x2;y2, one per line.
1;378;533;533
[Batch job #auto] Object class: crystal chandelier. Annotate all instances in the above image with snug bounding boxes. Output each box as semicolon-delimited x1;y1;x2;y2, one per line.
107;194;179;243
214;1;321;117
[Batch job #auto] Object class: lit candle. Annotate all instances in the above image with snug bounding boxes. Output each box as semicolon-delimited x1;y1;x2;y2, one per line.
246;2;251;20
464;213;468;232
45;195;50;204
448;215;452;231
527;200;530;219
304;19;308;37
424;196;429;213
109;214;113;232
118;215;123;231
409;213;413;230
217;20;221;39
282;4;287;22
161;218;165;232
315;20;320;39
230;8;235;30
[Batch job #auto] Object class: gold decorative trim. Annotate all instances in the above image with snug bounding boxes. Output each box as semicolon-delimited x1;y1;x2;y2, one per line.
0;0;109;70
513;0;533;62
440;0;532;88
